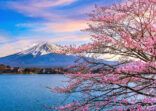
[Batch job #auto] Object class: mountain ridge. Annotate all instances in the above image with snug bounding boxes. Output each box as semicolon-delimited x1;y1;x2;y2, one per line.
0;42;79;68
18;42;62;57
0;42;117;69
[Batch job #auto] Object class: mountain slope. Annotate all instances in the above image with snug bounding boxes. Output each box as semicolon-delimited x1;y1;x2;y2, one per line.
18;42;62;56
0;42;79;68
0;42;117;68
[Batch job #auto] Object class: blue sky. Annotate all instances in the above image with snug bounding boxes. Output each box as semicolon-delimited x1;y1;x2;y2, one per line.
0;0;119;57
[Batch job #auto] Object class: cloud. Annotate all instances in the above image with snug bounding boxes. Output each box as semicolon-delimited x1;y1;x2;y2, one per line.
30;20;88;33
0;34;91;57
30;0;76;8
8;0;76;20
0;39;34;57
49;34;91;43
0;36;8;42
7;0;93;35
0;34;10;44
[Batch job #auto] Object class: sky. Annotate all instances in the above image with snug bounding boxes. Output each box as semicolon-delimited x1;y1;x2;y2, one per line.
0;0;119;57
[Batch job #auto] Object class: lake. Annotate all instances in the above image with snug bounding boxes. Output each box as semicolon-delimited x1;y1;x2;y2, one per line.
0;74;79;111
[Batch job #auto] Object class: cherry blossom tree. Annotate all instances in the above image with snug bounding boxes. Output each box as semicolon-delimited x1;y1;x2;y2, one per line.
56;0;156;110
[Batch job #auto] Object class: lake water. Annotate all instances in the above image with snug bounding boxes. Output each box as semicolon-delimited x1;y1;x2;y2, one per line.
0;74;79;111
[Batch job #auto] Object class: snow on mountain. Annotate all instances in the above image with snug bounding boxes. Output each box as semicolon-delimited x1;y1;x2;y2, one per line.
0;42;117;68
0;42;79;68
18;42;62;57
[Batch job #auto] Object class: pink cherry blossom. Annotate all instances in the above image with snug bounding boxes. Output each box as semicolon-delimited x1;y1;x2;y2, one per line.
56;0;156;110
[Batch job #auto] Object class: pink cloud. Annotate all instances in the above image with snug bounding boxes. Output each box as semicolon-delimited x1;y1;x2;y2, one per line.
33;20;88;33
0;34;10;43
0;36;8;42
0;39;35;57
31;0;76;8
8;0;76;19
0;33;91;57
49;34;91;43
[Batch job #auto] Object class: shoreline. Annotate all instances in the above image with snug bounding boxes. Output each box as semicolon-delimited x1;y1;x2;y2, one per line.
0;73;65;74
0;64;68;74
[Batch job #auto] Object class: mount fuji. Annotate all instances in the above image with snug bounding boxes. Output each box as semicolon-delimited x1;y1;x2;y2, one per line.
0;42;81;68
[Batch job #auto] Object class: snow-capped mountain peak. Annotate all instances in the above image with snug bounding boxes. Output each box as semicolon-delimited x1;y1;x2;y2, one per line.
18;42;61;57
0;42;80;68
0;42;115;68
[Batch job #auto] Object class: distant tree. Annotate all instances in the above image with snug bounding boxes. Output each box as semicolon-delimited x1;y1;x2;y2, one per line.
56;0;156;110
